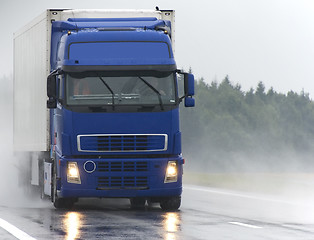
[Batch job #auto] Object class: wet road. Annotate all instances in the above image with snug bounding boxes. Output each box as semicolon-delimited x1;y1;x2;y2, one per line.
1;185;314;239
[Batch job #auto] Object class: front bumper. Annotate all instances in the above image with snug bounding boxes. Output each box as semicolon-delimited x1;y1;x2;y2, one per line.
57;156;183;198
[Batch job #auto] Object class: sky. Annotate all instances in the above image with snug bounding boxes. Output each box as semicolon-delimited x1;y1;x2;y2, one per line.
1;0;314;96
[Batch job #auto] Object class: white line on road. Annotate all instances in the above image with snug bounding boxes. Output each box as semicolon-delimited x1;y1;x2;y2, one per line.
229;221;263;229
184;185;299;205
0;218;37;240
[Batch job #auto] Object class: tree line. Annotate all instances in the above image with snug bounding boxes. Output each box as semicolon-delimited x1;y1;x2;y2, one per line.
180;76;314;172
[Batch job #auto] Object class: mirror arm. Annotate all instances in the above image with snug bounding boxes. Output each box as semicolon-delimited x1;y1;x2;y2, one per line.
179;94;187;103
48;68;63;78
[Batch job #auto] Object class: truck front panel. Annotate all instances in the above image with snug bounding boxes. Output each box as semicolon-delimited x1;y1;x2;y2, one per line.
47;13;194;206
56;155;183;198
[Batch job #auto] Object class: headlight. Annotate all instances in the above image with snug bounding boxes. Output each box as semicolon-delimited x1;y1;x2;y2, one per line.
164;161;178;183
67;162;81;184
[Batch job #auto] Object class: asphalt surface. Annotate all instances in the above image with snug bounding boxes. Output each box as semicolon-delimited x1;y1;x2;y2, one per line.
1;184;314;239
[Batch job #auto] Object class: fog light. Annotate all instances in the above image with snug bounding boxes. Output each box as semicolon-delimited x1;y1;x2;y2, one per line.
164;161;178;183
67;162;81;184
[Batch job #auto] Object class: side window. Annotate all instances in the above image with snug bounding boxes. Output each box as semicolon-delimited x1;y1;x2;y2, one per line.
58;76;63;101
176;73;185;100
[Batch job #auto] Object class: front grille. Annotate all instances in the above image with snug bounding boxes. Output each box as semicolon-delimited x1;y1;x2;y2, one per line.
98;161;148;172
97;176;148;190
77;134;167;152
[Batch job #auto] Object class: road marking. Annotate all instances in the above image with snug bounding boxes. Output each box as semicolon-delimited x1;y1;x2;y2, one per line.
0;218;37;240
184;185;298;205
229;221;262;229
184;185;273;201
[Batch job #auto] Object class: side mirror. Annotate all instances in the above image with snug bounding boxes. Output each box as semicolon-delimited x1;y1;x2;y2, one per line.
177;70;195;107
185;96;195;107
47;74;57;109
184;73;195;96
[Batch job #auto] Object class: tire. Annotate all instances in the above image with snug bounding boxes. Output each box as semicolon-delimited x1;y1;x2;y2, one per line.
52;162;75;209
52;180;75;209
53;197;75;209
160;196;181;211
130;198;146;209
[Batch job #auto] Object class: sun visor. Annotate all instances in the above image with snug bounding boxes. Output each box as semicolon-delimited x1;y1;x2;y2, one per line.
60;40;176;72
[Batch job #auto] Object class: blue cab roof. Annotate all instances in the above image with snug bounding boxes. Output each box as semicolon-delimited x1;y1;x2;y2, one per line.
51;18;175;71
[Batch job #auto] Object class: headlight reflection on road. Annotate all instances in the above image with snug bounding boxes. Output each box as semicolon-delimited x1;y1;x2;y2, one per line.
163;212;180;240
63;212;82;240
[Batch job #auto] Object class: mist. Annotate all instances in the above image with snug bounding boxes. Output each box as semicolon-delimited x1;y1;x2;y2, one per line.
0;75;50;208
181;77;314;223
181;77;314;172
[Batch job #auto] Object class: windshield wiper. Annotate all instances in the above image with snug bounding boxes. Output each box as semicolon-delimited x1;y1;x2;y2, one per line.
138;76;164;110
98;76;115;110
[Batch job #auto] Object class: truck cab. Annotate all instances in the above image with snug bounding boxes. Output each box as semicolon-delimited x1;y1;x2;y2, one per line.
14;9;194;210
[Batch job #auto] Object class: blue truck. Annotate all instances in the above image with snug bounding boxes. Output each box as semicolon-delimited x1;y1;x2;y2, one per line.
13;9;194;210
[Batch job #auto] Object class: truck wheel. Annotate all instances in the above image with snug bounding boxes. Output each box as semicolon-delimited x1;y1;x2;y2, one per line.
53;197;75;209
160;196;181;211
52;182;75;209
52;169;75;209
130;198;146;209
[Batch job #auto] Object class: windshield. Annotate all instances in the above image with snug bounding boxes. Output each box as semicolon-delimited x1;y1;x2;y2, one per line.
65;72;176;107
